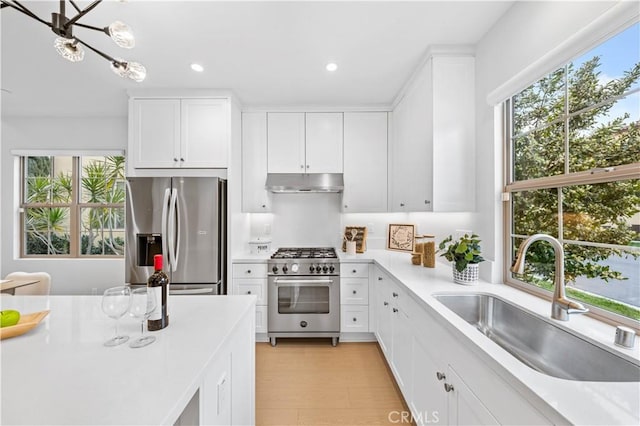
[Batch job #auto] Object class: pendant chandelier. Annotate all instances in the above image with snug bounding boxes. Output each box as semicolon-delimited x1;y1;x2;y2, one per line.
1;0;146;82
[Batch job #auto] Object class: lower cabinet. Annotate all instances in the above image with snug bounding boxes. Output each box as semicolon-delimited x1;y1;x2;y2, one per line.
231;262;268;335
372;265;551;426
340;262;371;339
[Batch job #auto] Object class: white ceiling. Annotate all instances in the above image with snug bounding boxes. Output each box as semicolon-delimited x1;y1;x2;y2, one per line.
1;1;513;117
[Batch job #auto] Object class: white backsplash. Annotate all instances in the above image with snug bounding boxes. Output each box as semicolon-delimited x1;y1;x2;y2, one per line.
247;194;477;254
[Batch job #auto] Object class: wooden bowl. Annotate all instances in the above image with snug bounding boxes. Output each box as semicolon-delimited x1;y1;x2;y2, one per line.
0;310;50;340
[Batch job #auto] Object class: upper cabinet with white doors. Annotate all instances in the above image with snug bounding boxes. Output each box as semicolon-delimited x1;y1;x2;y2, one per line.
267;112;343;174
128;96;230;174
342;112;388;212
241;112;271;212
390;51;475;212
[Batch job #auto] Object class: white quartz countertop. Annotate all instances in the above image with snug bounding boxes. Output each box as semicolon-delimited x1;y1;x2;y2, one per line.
0;295;256;425
341;249;640;425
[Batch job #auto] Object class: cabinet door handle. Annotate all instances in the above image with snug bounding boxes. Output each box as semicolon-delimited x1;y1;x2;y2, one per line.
173;158;178;162
352;269;357;273
246;270;251;274
352;317;357;322
247;290;252;294
392;308;399;313
392;292;398;298
180;158;185;162
383;301;389;306
378;277;383;281
400;203;405;207
344;205;348;209
444;383;455;392
425;200;431;204
262;204;266;208
352;290;357;294
306;165;310;169
436;372;446;381
300;165;304;169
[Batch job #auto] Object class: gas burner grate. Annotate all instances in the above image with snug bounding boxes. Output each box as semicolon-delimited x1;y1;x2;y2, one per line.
271;247;338;259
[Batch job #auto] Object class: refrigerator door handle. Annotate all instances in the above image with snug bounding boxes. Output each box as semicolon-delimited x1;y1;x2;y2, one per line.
169;187;180;272
161;187;171;270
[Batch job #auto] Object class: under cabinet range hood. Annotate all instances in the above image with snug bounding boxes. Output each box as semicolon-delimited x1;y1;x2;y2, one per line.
265;173;344;193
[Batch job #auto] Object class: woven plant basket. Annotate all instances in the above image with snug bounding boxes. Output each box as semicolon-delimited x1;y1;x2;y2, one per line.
452;263;479;285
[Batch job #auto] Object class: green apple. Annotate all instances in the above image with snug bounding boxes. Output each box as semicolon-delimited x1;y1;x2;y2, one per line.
0;310;21;327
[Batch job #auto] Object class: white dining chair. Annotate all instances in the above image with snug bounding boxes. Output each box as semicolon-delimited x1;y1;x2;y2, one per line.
4;272;51;295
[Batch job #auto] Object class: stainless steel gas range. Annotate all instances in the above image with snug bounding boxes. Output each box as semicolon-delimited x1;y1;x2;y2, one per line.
268;247;340;346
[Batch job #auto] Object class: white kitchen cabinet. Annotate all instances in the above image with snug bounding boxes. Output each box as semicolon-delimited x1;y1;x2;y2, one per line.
446;366;499;426
232;262;268;335
372;261;551;426
305;112;343;173
373;268;393;357
267;112;343;174
129;98;229;170
340;262;371;339
389;53;475;212
411;330;448;426
241;112;271;212
342;112;388;212
373;266;413;394
267;112;306;173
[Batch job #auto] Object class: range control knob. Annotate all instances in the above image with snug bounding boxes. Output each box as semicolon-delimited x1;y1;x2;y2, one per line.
329;265;335;273
272;266;278;274
291;263;299;273
309;265;315;273
282;265;288;274
322;265;328;273
315;266;322;273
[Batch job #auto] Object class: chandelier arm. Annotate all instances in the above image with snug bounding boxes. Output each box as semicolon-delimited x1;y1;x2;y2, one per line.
73;21;108;35
1;1;51;27
68;0;82;14
64;0;102;29
73;35;120;65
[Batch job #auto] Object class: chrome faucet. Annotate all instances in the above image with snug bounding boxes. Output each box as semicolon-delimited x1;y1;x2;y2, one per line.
511;234;589;321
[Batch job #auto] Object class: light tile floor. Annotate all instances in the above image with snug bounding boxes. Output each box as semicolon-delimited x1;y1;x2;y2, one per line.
256;339;412;425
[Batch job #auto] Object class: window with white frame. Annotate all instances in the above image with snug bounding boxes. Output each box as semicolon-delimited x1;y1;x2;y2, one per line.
20;155;125;257
504;22;640;324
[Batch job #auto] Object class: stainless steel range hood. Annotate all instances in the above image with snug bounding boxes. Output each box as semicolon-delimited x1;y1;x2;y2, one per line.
265;173;344;193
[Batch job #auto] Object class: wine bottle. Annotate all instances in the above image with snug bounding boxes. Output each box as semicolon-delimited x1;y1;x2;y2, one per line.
147;254;169;331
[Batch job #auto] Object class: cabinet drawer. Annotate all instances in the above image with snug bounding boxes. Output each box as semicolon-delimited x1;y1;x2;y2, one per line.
340;278;369;305
341;305;369;332
232;279;267;305
341;263;369;278
232;263;267;278
255;306;268;334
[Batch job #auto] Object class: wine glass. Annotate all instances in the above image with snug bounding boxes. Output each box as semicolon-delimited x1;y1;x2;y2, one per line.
101;286;132;347
128;287;157;348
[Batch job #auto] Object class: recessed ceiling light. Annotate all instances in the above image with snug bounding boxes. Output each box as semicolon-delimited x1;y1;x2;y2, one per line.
326;62;338;72
190;63;204;73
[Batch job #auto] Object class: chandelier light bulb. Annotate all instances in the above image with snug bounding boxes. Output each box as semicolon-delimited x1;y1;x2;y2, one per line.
125;61;147;82
110;59;128;78
54;37;85;62
108;21;135;49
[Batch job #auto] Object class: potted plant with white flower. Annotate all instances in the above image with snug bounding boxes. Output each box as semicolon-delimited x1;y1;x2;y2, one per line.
438;234;485;285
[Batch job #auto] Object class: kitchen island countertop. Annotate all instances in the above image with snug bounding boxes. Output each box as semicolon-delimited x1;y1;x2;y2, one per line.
0;294;256;425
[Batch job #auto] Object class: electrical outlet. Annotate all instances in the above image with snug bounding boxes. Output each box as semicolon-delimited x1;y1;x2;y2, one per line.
264;223;271;235
367;223;375;234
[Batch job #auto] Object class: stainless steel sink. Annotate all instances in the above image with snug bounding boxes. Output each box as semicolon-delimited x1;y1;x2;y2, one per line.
433;293;640;382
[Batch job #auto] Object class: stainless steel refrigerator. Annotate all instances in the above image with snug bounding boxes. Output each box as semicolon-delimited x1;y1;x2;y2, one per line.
125;177;227;295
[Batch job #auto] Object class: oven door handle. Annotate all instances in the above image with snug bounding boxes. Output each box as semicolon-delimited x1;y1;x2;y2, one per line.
273;278;334;285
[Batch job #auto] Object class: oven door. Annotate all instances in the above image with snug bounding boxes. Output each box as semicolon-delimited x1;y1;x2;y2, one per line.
268;276;340;333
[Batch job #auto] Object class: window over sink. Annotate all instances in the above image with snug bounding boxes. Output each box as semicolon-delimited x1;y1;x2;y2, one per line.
19;154;125;258
504;22;640;325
